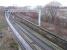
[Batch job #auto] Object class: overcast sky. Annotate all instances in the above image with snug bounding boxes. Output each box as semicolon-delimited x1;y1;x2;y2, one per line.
0;0;67;7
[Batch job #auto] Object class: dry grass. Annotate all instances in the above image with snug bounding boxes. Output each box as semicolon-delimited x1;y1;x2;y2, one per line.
0;10;18;50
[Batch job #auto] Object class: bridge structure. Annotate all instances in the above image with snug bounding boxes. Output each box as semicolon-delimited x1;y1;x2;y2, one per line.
5;8;67;50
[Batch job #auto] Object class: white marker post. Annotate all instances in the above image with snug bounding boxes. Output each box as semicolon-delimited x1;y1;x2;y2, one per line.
38;10;41;26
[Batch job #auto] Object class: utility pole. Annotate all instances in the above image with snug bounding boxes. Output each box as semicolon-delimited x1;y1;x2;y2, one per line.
38;10;41;26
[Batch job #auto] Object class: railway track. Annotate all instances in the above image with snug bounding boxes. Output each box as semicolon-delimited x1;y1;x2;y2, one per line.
5;12;33;50
9;13;57;50
13;13;67;50
10;13;63;50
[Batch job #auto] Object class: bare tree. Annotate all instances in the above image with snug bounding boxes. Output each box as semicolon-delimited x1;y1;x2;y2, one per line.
43;1;61;24
41;1;64;35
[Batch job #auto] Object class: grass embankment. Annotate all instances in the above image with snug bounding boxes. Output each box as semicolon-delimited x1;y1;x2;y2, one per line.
0;21;5;31
0;14;19;50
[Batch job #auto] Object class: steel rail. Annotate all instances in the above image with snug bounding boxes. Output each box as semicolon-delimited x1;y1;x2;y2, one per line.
5;11;33;50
